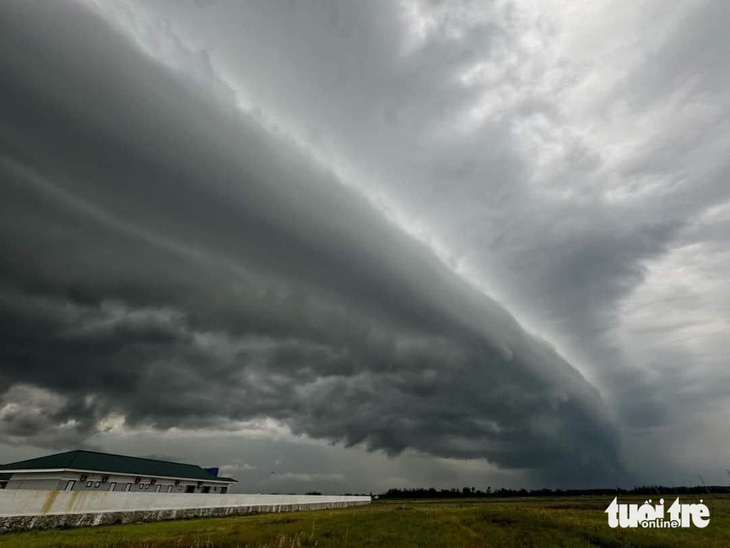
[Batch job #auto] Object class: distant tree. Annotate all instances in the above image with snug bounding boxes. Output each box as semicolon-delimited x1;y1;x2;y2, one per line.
378;484;730;500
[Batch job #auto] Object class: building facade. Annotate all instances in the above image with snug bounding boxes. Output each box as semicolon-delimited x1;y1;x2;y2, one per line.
0;450;236;494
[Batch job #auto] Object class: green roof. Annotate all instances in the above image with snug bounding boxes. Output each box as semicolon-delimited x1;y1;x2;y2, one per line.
0;450;235;483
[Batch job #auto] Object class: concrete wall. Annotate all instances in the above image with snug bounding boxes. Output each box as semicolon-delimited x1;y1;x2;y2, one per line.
0;490;371;533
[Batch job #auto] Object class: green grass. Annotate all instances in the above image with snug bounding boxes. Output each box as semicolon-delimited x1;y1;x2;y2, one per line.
1;496;729;547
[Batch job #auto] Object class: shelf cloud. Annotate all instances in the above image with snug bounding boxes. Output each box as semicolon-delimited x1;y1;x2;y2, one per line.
1;1;728;490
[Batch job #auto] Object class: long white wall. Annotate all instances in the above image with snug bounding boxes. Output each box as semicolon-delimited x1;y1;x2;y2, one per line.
0;489;370;517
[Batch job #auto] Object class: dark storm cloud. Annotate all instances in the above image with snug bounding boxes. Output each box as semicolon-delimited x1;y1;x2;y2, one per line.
0;1;626;485
146;2;730;485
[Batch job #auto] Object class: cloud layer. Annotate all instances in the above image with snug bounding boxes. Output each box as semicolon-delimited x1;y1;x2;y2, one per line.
0;1;629;486
1;0;728;489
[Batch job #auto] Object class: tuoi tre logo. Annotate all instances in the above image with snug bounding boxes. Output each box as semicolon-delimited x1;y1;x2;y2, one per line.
605;497;710;528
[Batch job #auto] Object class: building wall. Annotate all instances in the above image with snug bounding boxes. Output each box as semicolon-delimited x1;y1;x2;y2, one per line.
4;472;230;494
0;490;371;532
5;472;66;491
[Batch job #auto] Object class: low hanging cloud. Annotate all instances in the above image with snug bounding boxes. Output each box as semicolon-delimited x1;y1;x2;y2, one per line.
0;1;628;486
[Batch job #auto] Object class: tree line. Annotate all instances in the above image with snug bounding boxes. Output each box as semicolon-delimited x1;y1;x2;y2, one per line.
378;485;730;499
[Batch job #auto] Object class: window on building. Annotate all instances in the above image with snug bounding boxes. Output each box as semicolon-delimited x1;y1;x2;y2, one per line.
155;484;161;492
221;487;228;494
185;485;195;493
109;482;117;491
201;486;210;493
86;481;92;488
94;482;100;488
167;485;173;493
124;483;132;491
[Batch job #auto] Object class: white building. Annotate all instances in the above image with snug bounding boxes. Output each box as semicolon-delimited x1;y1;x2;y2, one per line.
0;450;236;494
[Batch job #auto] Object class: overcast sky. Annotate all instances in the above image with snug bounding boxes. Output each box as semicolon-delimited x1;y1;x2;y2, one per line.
1;0;728;493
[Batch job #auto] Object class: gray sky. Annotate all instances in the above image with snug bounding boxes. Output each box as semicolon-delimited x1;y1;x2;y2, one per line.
0;0;728;493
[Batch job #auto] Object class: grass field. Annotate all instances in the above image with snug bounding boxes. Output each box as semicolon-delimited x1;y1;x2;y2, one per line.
1;496;728;547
